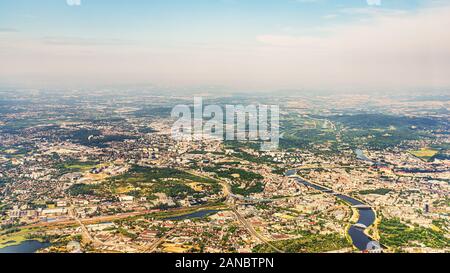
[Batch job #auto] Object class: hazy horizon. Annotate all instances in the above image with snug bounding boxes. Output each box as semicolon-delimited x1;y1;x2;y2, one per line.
1;0;450;92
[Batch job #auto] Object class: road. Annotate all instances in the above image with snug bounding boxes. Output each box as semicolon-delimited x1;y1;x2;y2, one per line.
142;229;175;253
69;207;104;246
20;168;284;253
22;209;155;230
22;200;224;230
184;169;231;197
231;206;283;253
185;169;283;253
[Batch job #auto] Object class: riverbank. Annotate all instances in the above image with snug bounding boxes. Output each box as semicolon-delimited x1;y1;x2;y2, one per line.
148;203;228;220
0;227;44;248
291;173;378;251
0;240;51;253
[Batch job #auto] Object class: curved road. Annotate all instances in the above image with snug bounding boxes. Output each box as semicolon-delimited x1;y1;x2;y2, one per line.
185;169;284;253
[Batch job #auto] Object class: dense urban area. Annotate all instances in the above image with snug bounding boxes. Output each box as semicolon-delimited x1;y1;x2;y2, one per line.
0;90;448;253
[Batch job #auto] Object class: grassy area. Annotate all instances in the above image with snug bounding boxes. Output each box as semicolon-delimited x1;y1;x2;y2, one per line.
68;183;102;196
3;118;59;131
67;166;222;199
111;166;217;184
0;228;42;248
231;182;264;197
203;166;263;182
357;188;393;195
202;165;265;197
117;228;138;240
144;203;227;220
253;232;351;253
379;218;450;249
409;148;439;161
56;160;99;174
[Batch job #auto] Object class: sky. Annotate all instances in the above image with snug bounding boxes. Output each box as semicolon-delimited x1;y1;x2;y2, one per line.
0;0;449;92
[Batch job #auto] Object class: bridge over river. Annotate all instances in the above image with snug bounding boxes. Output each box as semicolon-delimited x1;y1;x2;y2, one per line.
287;171;380;252
352;205;372;209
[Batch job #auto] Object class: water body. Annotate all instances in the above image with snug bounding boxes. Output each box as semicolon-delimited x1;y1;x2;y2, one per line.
335;194;376;251
355;149;371;162
285;170;297;177
396;168;447;174
0;240;50;253
293;175;377;251
164;210;219;221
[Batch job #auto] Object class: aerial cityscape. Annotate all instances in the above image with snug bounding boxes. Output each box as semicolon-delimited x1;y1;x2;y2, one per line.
0;0;449;255
0;91;448;254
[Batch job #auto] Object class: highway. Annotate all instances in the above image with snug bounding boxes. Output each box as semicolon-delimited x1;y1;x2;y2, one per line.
70;207;104;246
22;209;156;230
142;229;175;253
186;169;284;253
231;206;283;253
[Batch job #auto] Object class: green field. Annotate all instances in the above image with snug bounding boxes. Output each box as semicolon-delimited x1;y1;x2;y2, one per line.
67;166;222;201
409;148;439;161
253;232;351;253
357;188;393;195
0;228;42;248
379;218;450;249
57;160;100;173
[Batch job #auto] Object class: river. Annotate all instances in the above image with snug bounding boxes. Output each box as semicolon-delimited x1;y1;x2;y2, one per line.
335;194;376;250
355;149;371;162
288;171;378;251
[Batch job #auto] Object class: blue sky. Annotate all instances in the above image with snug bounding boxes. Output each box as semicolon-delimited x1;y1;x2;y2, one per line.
0;0;426;41
0;0;449;91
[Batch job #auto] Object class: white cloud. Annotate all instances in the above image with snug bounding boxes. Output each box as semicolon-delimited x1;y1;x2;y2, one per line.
366;0;381;6
254;5;450;89
1;5;450;91
66;0;81;6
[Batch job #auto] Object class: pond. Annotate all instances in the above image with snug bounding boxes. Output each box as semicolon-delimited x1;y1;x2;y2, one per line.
0;240;51;253
163;210;219;221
